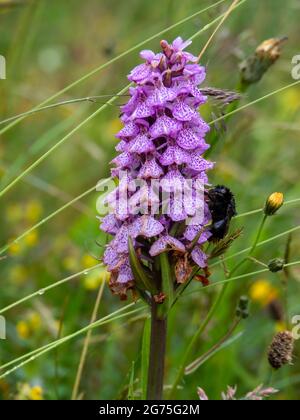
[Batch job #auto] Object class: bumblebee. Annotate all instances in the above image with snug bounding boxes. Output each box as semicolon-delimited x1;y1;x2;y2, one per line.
207;185;237;241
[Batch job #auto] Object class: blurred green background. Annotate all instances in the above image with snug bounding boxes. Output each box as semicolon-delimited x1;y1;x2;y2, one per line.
0;0;300;400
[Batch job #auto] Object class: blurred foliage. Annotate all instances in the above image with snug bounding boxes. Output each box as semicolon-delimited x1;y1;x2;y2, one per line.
0;0;300;400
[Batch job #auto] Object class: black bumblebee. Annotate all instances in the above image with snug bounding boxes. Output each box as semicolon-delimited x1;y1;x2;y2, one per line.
207;185;237;242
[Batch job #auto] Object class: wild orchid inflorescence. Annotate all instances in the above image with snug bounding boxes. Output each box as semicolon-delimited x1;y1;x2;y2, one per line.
100;38;230;302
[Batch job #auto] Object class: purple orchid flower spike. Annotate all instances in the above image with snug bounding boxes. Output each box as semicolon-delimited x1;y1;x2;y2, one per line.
99;38;215;301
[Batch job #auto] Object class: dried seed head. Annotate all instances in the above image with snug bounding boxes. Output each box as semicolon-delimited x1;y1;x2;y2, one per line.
240;37;287;86
256;38;287;61
264;192;284;216
268;258;285;273
268;331;294;370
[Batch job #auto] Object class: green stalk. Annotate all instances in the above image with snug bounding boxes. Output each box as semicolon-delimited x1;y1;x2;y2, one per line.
146;301;167;400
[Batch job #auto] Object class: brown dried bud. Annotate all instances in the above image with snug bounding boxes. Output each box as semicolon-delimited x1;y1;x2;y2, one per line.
240;37;287;87
175;257;192;284
163;69;172;87
160;40;172;58
109;273;134;301
154;292;166;304
264;192;284;216
256;38;286;61
268;331;294;370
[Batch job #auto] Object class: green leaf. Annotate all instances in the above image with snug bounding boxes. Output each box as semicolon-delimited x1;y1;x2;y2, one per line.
128;237;157;295
159;252;174;314
128;361;135;400
141;318;151;400
185;332;243;376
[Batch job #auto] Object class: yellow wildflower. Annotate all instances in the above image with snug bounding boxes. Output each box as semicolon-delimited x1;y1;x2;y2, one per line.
280;89;300;114
28;312;42;330
16;321;30;340
275;321;287;333
84;268;110;290
29;386;43;401
249;280;279;306
8;240;22;256
63;256;79;272
25;200;43;223
107;118;123;138
82;254;97;269
9;266;28;285
24;230;39;247
5;204;22;223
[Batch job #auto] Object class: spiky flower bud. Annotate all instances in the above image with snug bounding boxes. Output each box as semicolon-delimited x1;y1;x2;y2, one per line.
264;192;284;216
268;331;294;370
268;258;285;273
240;37;287;87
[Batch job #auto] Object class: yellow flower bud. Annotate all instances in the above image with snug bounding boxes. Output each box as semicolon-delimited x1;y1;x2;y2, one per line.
264;192;284;216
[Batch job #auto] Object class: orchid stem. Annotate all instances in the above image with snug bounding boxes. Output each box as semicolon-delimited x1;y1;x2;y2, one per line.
146;301;167;400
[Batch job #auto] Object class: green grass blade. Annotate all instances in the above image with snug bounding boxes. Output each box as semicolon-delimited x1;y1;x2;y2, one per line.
0;85;130;199
128;361;136;400
185;332;243;375
0;181;106;256
141;317;151;400
0;1;251;199
0;264;102;315
0;306;146;379
0;0;228;136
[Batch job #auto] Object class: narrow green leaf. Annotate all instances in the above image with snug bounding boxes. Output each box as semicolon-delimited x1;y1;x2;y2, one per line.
160;252;174;313
185;332;243;375
141;317;151;400
128;361;135;400
128;237;157;295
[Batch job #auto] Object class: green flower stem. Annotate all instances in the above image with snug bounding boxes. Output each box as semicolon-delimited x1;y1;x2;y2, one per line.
146;301;167;400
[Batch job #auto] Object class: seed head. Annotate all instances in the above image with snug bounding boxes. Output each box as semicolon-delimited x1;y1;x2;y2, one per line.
240;37;287;87
264;192;284;216
268;331;294;370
